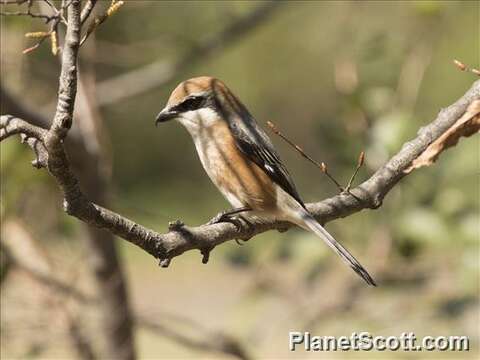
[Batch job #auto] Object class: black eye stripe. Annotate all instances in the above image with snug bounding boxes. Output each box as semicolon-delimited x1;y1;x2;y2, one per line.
174;95;205;112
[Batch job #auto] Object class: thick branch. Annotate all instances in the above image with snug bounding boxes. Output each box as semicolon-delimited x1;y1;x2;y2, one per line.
1;8;135;355
2;80;479;269
46;0;80;141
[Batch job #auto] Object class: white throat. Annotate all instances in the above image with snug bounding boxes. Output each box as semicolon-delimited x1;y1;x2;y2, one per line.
176;107;221;138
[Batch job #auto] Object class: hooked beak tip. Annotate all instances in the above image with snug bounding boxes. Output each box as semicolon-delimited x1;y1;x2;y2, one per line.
155;109;177;126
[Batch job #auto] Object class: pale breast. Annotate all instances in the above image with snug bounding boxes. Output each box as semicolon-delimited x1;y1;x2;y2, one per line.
192;120;277;211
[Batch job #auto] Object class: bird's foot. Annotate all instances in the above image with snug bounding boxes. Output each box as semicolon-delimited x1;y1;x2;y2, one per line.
208;207;255;245
207;206;251;227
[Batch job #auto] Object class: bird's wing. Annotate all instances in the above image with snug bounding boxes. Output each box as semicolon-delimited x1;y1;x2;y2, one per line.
228;115;305;208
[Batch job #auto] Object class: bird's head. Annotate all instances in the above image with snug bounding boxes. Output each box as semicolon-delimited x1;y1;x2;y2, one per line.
155;76;247;132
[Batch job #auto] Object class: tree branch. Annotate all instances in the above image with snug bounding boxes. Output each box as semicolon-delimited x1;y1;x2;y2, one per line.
0;114;47;140
2;80;479;274
46;0;80;141
1;4;135;354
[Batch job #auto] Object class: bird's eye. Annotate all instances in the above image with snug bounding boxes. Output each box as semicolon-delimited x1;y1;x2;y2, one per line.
176;96;204;112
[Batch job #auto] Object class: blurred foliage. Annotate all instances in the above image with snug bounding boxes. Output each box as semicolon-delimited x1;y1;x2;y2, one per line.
1;1;478;358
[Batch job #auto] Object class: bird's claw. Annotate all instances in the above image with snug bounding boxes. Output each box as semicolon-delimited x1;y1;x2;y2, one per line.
208;207;254;244
207;211;243;229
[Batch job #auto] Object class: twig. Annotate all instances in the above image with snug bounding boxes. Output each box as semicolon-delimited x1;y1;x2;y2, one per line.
266;120;323;168
0;0;28;4
79;0;124;46
0;9;57;22
320;162;347;193
1;0;60;22
42;0;58;13
453;59;480;76
22;18;60;56
344;151;365;192
22;35;47;54
266;120;361;193
80;0;97;25
3;0;65;55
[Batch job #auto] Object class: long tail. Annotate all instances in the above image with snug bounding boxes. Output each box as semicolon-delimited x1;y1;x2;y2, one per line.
298;213;376;286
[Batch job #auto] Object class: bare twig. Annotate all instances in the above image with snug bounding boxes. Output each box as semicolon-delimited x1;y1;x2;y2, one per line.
0;0;28;4
42;0;57;12
80;0;97;25
454;59;480;76
266;120;323;168
344;151;365;192
266;120;361;193
3;0;65;55
0;0;63;23
79;0;124;46
0;9;56;21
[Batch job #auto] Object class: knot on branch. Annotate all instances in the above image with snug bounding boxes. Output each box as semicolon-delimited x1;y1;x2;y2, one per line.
31;158;43;169
63;198;75;215
369;197;383;209
62;192;92;219
168;220;185;231
158;258;171;268
200;247;213;264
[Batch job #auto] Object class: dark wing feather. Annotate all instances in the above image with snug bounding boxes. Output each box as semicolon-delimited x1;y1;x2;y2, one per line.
228;118;306;209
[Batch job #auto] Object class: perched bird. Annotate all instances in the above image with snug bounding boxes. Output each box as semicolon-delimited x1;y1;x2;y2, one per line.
156;76;375;286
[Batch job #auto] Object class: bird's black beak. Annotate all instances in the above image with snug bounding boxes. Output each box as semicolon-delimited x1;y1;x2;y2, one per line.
155;108;178;126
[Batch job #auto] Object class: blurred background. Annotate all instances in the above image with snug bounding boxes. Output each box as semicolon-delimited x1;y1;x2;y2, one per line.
1;1;478;359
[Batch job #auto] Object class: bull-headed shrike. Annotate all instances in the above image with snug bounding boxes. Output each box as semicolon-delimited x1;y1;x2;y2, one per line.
156;76;375;286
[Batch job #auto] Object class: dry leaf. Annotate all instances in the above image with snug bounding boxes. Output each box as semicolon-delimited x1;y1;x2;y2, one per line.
405;99;480;173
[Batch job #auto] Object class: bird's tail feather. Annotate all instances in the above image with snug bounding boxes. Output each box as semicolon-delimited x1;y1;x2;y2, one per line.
298;213;376;286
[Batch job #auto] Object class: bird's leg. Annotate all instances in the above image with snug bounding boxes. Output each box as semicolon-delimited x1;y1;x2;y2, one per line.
234;214;256;244
207;206;252;226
